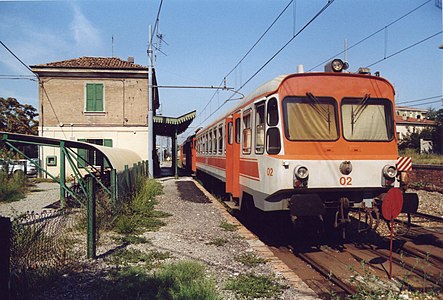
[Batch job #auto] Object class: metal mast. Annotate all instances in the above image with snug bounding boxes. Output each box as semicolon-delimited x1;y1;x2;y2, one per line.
147;25;154;178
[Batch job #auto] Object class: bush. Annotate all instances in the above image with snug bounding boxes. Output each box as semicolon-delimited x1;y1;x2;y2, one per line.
0;170;27;202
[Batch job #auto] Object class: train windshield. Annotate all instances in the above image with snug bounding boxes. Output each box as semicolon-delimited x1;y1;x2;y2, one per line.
283;95;339;141
341;97;394;141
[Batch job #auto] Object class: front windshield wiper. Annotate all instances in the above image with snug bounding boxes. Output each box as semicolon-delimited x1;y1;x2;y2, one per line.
351;93;371;134
306;92;331;132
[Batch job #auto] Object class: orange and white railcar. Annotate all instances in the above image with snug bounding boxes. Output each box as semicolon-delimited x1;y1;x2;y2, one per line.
187;60;418;231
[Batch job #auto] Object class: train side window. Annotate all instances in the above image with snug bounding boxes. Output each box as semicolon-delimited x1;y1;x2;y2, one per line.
205;134;209;154
242;110;252;154
267;127;281;154
218;125;223;154
235;118;241;144
267;98;279;126
255;102;265;154
209;131;213;154
228;122;233;145
213;128;217;154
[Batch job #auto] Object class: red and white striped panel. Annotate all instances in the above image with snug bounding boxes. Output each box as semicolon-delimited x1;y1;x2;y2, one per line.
397;156;412;171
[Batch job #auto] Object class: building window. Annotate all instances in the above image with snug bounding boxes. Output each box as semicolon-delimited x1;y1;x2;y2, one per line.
78;138;112;168
86;83;104;112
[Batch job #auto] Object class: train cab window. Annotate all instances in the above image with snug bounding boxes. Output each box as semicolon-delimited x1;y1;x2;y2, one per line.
283;96;338;141
341;97;394;141
242;110;252;154
218;125;223;154
267;98;279;126
235;118;241;144
267;127;281;154
255;102;265;154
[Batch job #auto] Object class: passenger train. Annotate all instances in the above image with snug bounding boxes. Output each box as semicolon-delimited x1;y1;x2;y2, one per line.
181;59;418;235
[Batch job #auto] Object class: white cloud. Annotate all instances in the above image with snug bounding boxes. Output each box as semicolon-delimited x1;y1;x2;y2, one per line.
70;4;102;51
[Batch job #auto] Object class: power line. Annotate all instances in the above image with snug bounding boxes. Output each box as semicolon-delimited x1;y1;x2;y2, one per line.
0;40;37;77
397;95;443;105
366;30;442;68
189;0;336;135
200;0;295;124
231;0;335;98
308;0;432;71
398;99;442;108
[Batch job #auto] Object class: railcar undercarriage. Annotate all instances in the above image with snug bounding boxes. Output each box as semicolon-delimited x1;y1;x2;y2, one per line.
287;189;419;238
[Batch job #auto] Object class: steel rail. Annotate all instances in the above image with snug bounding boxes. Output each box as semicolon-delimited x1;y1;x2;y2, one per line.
288;245;357;295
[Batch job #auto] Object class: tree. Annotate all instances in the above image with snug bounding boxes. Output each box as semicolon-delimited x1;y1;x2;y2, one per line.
0;97;38;135
0;97;39;158
430;108;443;154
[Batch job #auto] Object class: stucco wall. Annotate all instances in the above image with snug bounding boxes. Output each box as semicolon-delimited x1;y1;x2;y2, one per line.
39;77;148;127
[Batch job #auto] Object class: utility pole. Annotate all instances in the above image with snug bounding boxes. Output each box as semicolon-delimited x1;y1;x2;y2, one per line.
147;25;154;178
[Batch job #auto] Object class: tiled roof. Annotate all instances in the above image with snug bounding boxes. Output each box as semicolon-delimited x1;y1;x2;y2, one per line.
395;115;437;126
33;56;146;70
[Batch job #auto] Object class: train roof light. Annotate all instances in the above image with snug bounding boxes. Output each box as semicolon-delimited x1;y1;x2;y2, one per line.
324;59;349;73
358;67;371;75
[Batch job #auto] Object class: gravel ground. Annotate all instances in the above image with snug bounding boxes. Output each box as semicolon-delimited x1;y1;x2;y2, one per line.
5;178;443;299
0;181;60;217
140;177;318;299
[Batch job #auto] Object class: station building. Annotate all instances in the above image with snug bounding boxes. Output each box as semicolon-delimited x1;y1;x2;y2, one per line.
31;56;159;176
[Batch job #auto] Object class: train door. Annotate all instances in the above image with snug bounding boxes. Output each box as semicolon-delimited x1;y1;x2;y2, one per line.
225;113;241;198
191;137;197;173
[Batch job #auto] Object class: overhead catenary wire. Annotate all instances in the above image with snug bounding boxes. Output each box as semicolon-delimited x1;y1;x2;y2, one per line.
365;30;442;68
192;0;336;130
198;0;295;126
308;0;432;71
0;40;66;138
396;95;443;105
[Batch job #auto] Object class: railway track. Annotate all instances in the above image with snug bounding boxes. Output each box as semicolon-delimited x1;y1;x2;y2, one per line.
412;212;443;224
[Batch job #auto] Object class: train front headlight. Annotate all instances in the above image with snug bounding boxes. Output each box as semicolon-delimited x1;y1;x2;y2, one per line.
294;165;309;180
383;165;397;179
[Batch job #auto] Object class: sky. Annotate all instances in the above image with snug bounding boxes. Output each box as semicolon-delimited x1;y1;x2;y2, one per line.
0;0;442;142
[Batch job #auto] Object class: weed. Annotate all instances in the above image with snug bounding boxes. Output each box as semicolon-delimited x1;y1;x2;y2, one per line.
220;221;239;232
112;178;170;234
112;235;149;245
206;238;229;247
226;273;287;299
235;252;267;267
155;261;222;300
110;248;170;267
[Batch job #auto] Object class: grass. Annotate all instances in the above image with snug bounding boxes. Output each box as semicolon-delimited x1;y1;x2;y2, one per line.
399;149;443;165
109;248;170;270
106;261;222;300
226;273;287;299
235;252;268;267
113;178;171;235
220;221;239;232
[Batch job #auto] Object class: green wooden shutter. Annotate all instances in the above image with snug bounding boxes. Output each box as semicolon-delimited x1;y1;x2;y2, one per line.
86;84;104;112
95;84;103;111
78;139;87;168
86;84;94;111
103;139;113;168
103;139;113;147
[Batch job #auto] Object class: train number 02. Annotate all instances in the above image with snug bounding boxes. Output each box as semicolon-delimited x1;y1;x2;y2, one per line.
339;176;352;186
266;168;273;176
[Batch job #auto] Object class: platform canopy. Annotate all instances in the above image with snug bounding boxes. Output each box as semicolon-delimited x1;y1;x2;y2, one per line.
0;132;141;172
153;110;196;137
